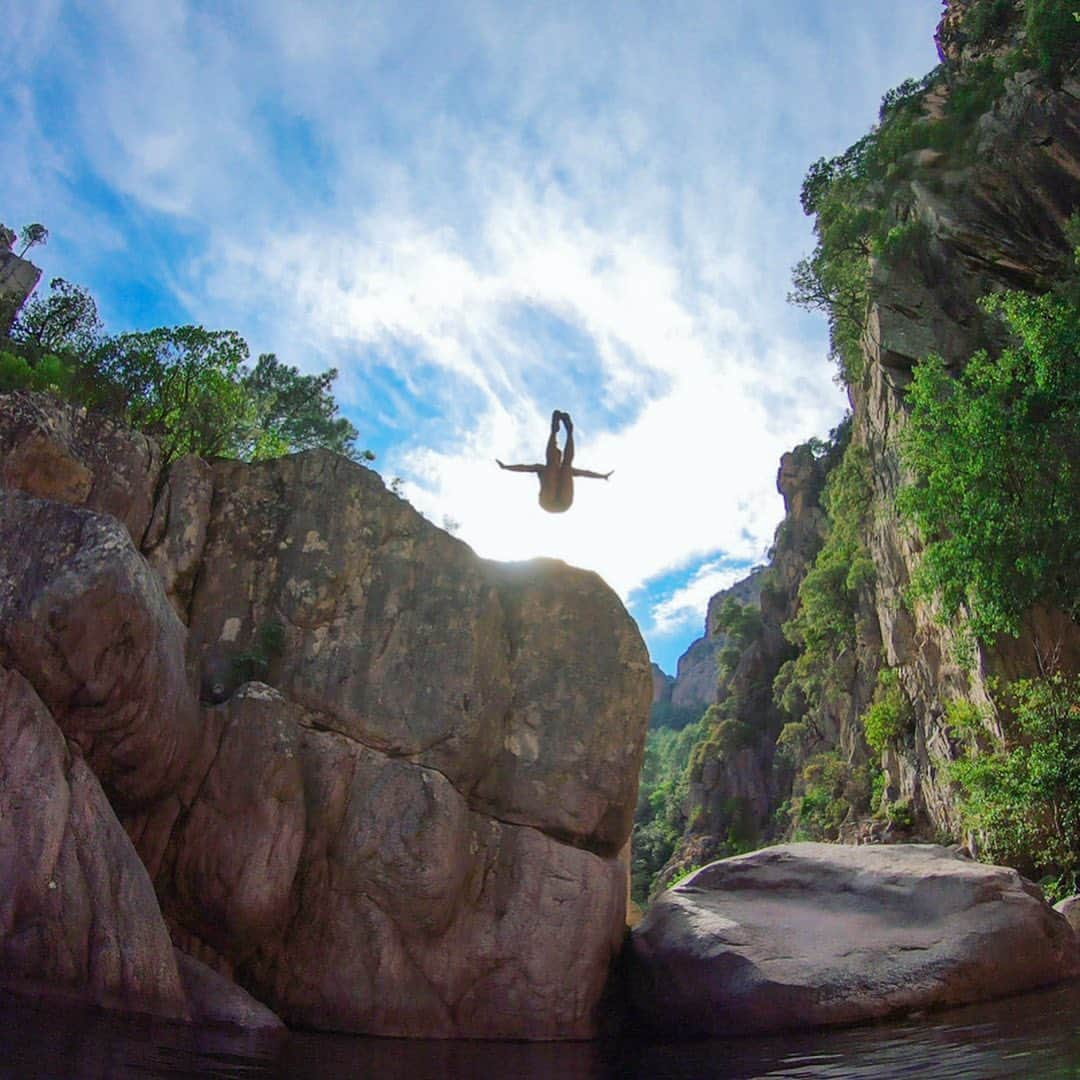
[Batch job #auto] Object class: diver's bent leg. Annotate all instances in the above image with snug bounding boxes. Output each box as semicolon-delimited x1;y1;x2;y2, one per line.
545;431;559;468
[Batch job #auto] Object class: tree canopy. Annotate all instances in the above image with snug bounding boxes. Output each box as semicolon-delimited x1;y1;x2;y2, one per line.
1;276;368;466
899;280;1080;641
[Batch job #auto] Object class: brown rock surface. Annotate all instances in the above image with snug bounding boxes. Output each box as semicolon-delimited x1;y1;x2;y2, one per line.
630;843;1080;1036
142;452;214;618
1054;896;1080;937
0;391;162;543
185;451;649;855
164;685;306;958
0;394;651;1038
237;722;627;1038
650;663;673;704
174;949;284;1032
0;489;201;810
0;666;188;1019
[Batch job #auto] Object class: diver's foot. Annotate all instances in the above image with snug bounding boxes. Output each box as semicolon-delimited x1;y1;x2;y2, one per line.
551;409;562;434
560;411;573;433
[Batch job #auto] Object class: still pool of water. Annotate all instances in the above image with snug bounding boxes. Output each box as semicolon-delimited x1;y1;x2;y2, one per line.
3;980;1080;1079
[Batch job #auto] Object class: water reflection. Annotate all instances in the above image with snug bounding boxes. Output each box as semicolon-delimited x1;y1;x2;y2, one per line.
3;979;1080;1079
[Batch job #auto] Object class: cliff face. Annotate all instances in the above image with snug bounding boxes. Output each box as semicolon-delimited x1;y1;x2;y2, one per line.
662;570;765;715
654;443;834;886
0;391;652;1038
657;0;1080;876
0;236;40;336
857;6;1080;833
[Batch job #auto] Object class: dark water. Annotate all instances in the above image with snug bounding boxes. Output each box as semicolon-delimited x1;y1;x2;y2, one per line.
3;981;1080;1080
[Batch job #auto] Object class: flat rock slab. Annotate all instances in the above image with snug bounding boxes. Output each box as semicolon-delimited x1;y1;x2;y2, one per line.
629;843;1080;1036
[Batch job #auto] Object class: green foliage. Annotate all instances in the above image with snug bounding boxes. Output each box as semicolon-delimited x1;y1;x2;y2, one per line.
17;223;48;257
962;0;1015;41
713;597;764;647
8;278;104;366
946;57;1008;127
714;593;764;681
3;278;367;467
788;9;1064;384
91;325;254;463
788;202;877;383
631;718;704;903
686;703;755;782
947;674;1080;901
648;700;702;731
778;441;874;714
944;697;988;737
861;667;913;756
231;619;286;685
884;797;916;831
717;643;743;680
668;863;703;889
1024;0;1080;79
791;750;871;841
870;767;886;813
0;350;76;396
899;283;1080;640
240;353;361;461
775;720;818;769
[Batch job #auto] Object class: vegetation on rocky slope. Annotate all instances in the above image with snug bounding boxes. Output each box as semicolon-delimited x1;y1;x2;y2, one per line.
634;0;1080;907
1;274;366;464
946;673;1080;900
899;247;1080;642
789;0;1078;384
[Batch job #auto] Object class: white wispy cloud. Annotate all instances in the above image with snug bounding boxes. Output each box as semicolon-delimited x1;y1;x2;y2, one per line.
4;0;945;667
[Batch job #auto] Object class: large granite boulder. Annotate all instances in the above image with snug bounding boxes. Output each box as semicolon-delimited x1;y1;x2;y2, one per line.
0;489;202;811
629;843;1080;1036
0;666;189;1019
0;392;652;1039
0;391;162;543
184;451;646;855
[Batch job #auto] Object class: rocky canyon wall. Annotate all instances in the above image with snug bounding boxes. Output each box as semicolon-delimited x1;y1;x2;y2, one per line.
653;0;1080;883
0;391;652;1038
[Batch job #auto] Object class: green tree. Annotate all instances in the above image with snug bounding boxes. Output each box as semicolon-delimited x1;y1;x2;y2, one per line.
861;667;913;756
948;674;1080;900
713;596;764;646
631;718;705;903
17;223;48;258
240;352;363;461
899;285;1080;640
7;277;104;367
89;325;253;463
1024;0;1080;79
2;277;372;467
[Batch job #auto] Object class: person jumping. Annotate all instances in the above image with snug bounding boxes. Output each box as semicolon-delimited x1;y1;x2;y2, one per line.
496;410;612;513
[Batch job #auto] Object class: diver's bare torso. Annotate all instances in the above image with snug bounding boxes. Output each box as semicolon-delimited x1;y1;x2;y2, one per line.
496;411;612;513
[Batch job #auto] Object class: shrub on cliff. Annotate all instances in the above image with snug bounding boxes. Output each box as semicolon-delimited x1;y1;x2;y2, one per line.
775;440;874;716
948;674;1080;901
1024;0;1080;79
632;719;702;903
2;278;368;466
786;750;872;841
861;668;914;756
7;277;103;366
789;1;1074;384
900;278;1080;641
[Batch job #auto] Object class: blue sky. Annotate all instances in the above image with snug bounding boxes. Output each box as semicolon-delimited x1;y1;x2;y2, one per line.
6;1;944;675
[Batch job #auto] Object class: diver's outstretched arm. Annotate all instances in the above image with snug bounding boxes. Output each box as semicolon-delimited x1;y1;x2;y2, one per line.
571;468;613;480
497;460;543;473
